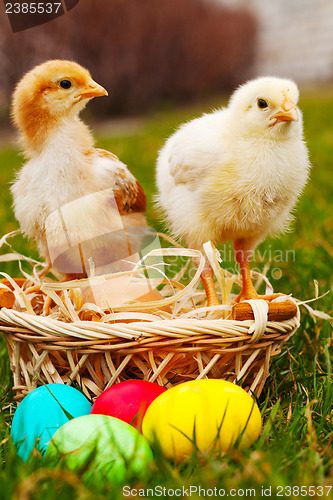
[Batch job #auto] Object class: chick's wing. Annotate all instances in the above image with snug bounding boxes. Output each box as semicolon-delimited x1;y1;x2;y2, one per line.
93;148;146;215
163;111;229;187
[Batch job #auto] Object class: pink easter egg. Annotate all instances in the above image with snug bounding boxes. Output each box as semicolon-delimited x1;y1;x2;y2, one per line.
91;380;167;430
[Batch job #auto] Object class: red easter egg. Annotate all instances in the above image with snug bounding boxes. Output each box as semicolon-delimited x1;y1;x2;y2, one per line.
91;380;167;430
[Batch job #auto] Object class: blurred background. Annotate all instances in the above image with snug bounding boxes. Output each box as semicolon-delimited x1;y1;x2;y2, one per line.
0;0;333;118
0;0;257;117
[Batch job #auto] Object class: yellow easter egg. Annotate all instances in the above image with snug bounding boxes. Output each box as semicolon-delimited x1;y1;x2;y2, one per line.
142;380;262;461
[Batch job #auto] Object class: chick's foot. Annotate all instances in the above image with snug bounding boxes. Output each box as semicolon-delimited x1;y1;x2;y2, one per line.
234;288;284;304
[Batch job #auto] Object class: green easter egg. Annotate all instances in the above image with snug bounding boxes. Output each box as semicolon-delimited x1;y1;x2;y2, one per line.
45;414;153;484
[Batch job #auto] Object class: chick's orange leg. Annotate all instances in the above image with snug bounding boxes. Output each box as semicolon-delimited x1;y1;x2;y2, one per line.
24;285;53;316
201;267;219;307
28;273;86;316
42;273;86;315
233;243;281;303
42;295;53;316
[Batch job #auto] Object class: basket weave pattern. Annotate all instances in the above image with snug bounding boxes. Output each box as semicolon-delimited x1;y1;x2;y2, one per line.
0;304;299;401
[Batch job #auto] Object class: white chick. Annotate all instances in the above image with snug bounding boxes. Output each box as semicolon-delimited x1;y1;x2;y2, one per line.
11;60;147;282
156;77;310;306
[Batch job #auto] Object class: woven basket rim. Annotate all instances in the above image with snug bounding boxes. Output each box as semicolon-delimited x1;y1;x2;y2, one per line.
0;302;300;341
0;304;300;401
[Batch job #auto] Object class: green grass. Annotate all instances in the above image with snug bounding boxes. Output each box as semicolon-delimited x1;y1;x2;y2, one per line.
0;92;332;498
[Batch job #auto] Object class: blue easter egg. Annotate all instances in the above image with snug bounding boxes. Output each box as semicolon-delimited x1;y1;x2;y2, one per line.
11;383;92;461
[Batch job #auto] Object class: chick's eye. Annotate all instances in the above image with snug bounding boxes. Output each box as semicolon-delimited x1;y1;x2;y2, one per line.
257;98;268;109
60;80;72;90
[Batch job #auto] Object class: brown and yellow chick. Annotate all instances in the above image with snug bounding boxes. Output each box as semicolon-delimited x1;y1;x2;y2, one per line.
156;77;311;308
11;60;147;285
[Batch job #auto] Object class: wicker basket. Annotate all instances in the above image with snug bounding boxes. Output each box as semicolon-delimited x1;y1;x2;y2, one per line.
0;240;300;402
0;302;299;402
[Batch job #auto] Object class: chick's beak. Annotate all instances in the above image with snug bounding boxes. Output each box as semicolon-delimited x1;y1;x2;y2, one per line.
271;97;298;123
75;79;108;101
